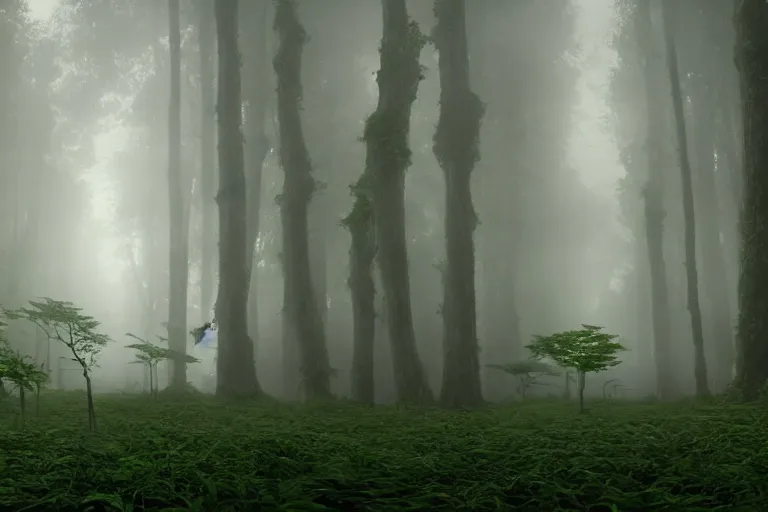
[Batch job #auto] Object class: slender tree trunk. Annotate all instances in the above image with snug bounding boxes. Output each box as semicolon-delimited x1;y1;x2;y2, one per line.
273;0;332;400
433;0;484;408
365;0;433;404
692;108;734;392
153;364;160;398
214;0;262;397
84;370;96;431
148;363;154;395
199;0;217;324
734;0;768;401
660;2;710;397
241;0;270;355
19;386;25;425
345;194;377;404
167;0;190;389
636;0;674;400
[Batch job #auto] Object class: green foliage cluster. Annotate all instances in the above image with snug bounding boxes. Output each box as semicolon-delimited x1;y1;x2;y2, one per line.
5;298;111;371
0;317;49;422
1;393;765;510
527;324;625;374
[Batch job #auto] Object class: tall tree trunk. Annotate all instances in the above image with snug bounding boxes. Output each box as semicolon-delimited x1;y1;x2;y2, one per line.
309;201;328;326
273;0;332;400
636;0;674;399
365;0;433;404
734;0;768;401
199;0;217;324
167;0;190;389
281;285;300;398
214;0;262;397
433;0;484;408
241;0;270;355
660;1;710;397
715;100;742;372
692;106;734;392
344;191;377;404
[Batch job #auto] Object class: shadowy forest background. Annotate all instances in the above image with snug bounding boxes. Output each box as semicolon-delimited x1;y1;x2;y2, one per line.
0;0;760;405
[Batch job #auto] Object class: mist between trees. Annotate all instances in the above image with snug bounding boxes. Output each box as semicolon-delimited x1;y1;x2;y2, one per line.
1;0;765;407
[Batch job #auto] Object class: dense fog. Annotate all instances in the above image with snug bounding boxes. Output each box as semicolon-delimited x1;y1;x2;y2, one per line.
1;0;742;403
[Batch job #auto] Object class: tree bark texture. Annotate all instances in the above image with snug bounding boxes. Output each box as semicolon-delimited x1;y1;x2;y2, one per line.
273;0;332;400
433;0;484;408
214;0;262;397
364;0;433;404
734;0;768;400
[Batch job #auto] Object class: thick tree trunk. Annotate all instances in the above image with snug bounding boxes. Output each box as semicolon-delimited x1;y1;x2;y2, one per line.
214;0;262;397
345;195;377;404
167;0;190;389
199;0;217;324
273;0;332;400
281;285;300;399
433;0;484;408
309;201;328;326
636;0;674;400
734;0;768;401
365;0;433;404
660;2;710;397
241;0;270;355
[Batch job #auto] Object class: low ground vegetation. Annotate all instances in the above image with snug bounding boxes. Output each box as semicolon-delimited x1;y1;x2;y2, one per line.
0;392;765;510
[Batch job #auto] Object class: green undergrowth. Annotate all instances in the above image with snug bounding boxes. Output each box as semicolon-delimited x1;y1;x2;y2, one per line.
1;392;766;511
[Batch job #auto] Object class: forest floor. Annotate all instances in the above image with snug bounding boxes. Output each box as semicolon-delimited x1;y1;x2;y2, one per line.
0;392;766;511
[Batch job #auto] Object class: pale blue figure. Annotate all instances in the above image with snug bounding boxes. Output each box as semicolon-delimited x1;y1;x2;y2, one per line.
196;323;217;348
193;322;217;391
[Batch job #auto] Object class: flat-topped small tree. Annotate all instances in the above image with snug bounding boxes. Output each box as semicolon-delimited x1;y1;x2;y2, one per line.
486;360;560;400
126;333;200;397
526;324;625;413
6;298;112;431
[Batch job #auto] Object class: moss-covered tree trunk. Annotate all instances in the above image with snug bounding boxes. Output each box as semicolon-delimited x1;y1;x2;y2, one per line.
734;0;768;401
273;0;332;400
660;2;710;397
241;0;270;356
344;191;377;404
214;0;262;397
365;0;433;404
432;0;484;408
198;0;217;324
167;0;190;389
636;0;674;399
